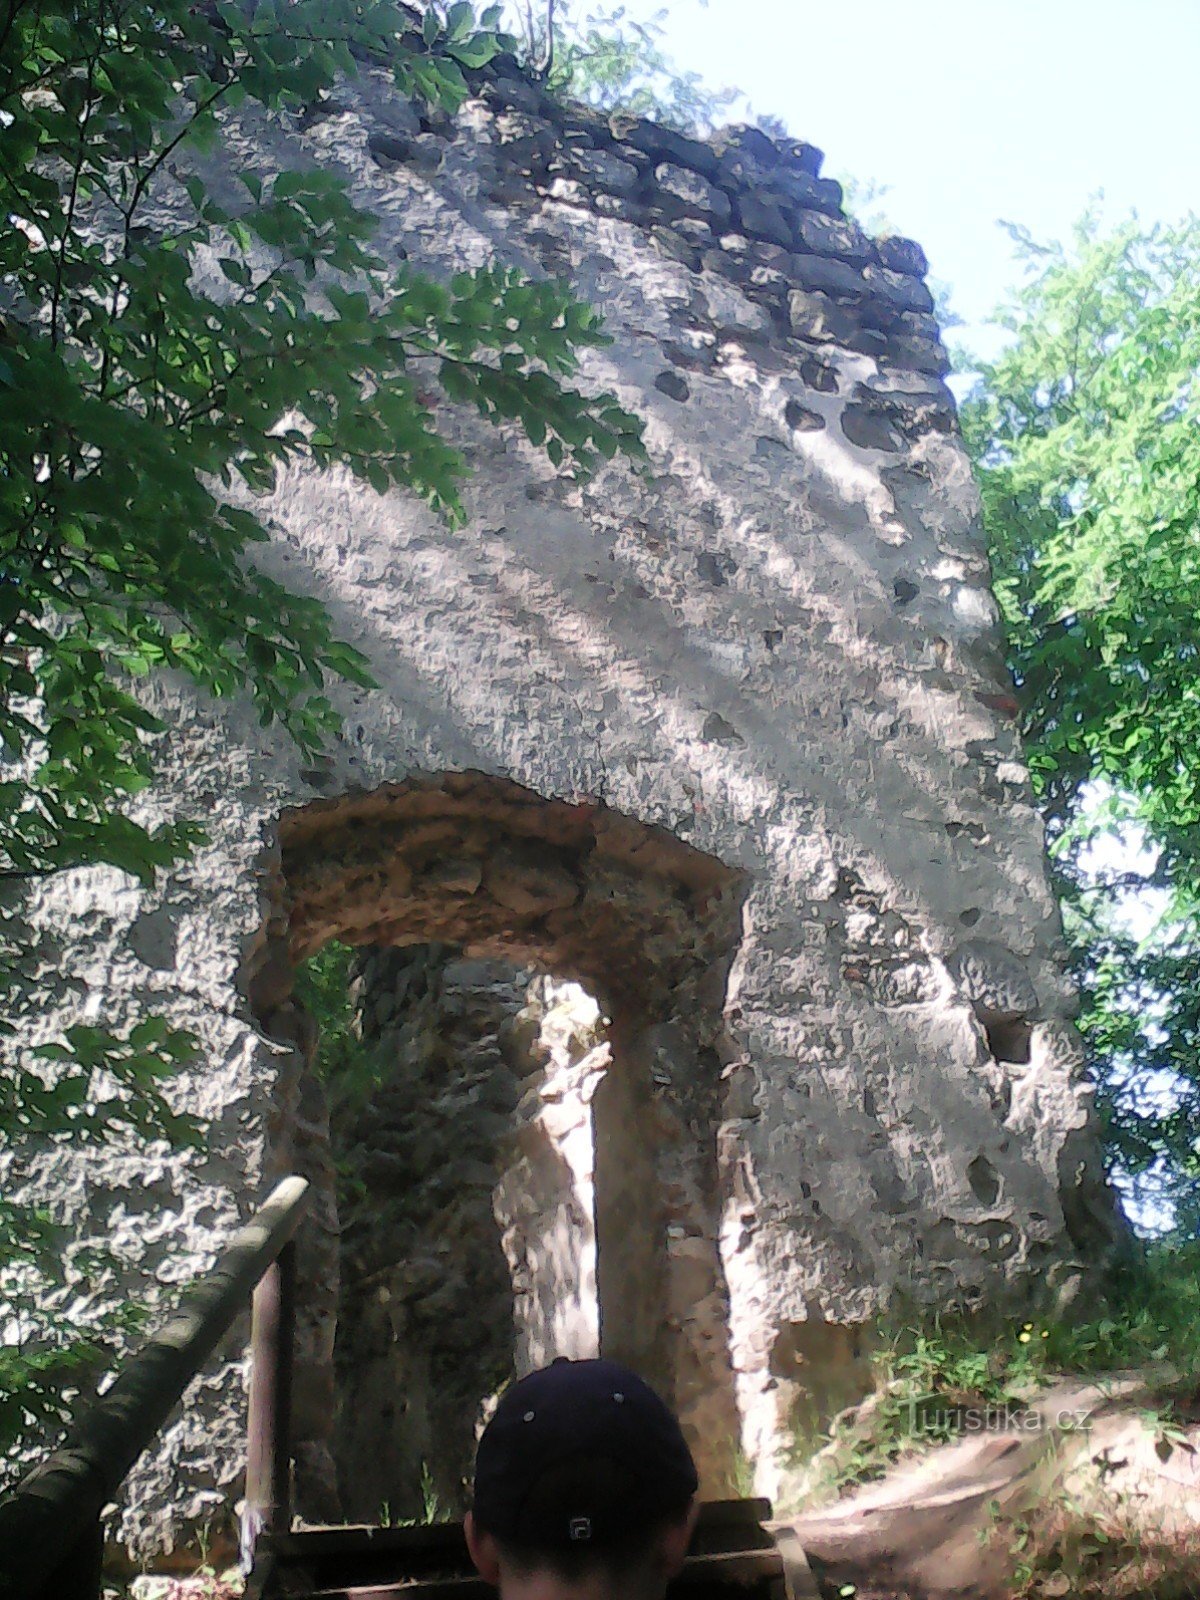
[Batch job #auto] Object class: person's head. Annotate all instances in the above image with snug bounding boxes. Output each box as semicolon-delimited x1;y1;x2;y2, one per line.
466;1358;699;1600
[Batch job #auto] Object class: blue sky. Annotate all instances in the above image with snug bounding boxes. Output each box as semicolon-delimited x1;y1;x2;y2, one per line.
605;0;1200;347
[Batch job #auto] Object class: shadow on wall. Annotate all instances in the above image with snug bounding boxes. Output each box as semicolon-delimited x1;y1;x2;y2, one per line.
241;769;750;1520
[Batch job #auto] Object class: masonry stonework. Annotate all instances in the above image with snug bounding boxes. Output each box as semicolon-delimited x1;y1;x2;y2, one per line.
3;50;1123;1560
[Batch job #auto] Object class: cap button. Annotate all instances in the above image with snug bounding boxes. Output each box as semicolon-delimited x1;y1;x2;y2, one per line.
524;1410;536;1422
613;1392;625;1403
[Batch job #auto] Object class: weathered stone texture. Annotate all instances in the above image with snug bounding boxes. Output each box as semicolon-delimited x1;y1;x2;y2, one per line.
2;50;1123;1558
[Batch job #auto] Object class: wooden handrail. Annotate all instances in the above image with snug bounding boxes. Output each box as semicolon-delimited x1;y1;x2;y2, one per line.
0;1175;309;1600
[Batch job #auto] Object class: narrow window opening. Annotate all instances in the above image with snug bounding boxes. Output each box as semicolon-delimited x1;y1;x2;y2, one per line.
294;941;609;1522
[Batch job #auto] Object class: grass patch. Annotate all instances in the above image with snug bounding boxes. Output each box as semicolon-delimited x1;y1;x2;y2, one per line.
797;1318;1054;1503
1040;1239;1200;1377
1002;1501;1200;1599
797;1240;1200;1506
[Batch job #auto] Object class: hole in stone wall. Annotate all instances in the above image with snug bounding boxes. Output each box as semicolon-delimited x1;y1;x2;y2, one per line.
983;1017;1032;1065
967;1153;1002;1208
245;771;748;1520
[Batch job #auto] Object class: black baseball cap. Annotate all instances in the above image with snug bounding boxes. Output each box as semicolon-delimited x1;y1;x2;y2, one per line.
472;1358;699;1550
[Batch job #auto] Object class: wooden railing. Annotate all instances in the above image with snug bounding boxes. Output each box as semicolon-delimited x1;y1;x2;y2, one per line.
0;1176;309;1600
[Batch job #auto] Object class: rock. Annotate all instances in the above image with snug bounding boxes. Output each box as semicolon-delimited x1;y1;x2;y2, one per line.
949;940;1039;1022
794;210;877;264
763;169;843;218
664;337;716;373
712;124;782;170
407;132;445;176
756;435;790;459
367;131;413;167
483;848;580;916
813;176;844;215
649;224;700;271
876;234;929;277
674;216;716;247
413;856;483;895
883;334;951;377
570;147;640;194
844;327;890;359
862;263;936;315
788;288;861;344
546;177;590;208
697;550;738;585
618;120;721;178
777;137;824;175
1030;1019;1088;1079
797;354;840;393
482;72;545;116
873;960;940;1006
788;252;868;299
785;399;825;431
127;907;179;971
493;110;557;168
591;191;644;222
654;370;690;402
841;403;904;452
701;276;772;336
654;162;733;227
734;193;794;249
897;310;943;345
749;264;790;298
701;712;743;744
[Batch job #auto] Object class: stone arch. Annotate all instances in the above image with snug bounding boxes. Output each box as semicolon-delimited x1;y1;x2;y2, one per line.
243;770;749;1515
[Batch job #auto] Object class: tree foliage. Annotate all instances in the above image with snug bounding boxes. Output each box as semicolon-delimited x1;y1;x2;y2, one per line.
505;0;741;131
0;0;642;1469
962;215;1200;1230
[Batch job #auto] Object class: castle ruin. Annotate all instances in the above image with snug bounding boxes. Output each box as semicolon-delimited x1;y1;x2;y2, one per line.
3;50;1121;1560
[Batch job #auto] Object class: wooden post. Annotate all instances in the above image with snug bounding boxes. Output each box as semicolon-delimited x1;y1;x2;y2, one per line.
37;1517;103;1600
243;1239;296;1561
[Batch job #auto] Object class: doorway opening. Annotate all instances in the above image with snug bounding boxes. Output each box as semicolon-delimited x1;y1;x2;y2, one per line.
244;772;747;1520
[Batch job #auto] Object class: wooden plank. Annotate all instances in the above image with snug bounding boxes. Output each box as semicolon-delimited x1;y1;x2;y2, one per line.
290;1581;486;1600
277;1547;784;1598
0;1177;310;1600
696;1499;774;1529
275;1522;468;1560
275;1498;774;1564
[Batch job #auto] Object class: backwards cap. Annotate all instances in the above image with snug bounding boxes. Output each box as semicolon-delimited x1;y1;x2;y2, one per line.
472;1358;698;1550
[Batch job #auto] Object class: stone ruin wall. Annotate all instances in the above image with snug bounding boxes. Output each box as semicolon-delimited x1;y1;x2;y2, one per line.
1;47;1125;1561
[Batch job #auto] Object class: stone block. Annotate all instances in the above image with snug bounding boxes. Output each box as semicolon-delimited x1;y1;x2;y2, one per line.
883;334;952;377
788;252;868;299
876;234;930;277
862;263;936;315
654;162;733;227
788;288;861;343
618;120;721;178
949;940;1039;1022
734;193;794;249
794;209;877;264
570;147;640;194
4;56;1121;1562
